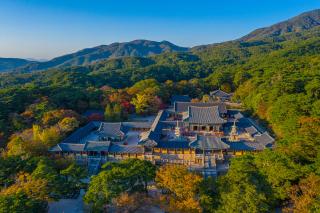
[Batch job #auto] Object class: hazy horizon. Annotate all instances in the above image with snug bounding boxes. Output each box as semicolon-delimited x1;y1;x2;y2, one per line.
1;0;320;60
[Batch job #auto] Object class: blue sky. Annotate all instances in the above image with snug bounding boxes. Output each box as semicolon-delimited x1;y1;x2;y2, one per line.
0;0;320;59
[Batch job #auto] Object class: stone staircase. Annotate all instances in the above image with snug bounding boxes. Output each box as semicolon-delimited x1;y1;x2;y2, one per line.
88;157;102;175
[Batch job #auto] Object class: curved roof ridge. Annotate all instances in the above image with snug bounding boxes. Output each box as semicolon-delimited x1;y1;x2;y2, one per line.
188;105;219;109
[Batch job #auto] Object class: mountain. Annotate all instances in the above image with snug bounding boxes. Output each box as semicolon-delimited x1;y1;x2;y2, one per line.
240;9;320;41
5;9;320;73
191;9;320;54
0;58;33;72
14;40;189;73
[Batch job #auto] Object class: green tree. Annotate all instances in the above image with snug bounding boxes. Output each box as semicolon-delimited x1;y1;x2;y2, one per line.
84;159;155;211
60;163;87;193
131;94;162;115
216;155;273;213
31;159;61;198
254;149;303;201
0;191;47;213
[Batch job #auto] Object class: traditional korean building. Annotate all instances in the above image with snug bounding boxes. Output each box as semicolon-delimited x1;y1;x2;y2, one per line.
173;101;227;115
49;103;274;176
183;106;227;132
223;112;275;155
97;122;129;141
210;90;232;102
49;121;151;164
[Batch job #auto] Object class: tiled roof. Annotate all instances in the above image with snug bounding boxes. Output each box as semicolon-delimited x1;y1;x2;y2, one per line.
184;106;226;124
171;95;191;105
150;110;168;133
234;112;244;120
108;144;144;154
190;135;230;150
139;110;168;146
210;90;231;98
58;143;85;152
62;122;100;143
49;144;62;152
61;121;151;147
98;122;129;138
254;132;275;146
50;141;111;152
225;141;265;151
245;126;259;136
156;140;190;149
160;120;177;127
138;131;157;146
84;141;111;152
218;103;228;114
139;139;158;147
174;102;227;114
122;122;152;129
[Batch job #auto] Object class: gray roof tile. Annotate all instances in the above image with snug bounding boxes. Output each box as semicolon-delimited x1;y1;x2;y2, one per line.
234;112;244;120
184;106;226;124
254;132;275;146
156;139;190;149
210;90;231;98
245;126;259;136
58;143;85;152
49;145;62;152
190;135;230;150
84;141;111;152
108;144;144;154
98;122;128;138
225;141;265;151
62;121;100;143
174;101;227;114
122;122;152;129
139;110;168;145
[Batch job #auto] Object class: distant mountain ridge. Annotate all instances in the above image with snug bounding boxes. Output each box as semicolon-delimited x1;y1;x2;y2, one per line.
0;58;33;72
240;9;320;41
2;9;320;73
13;40;189;73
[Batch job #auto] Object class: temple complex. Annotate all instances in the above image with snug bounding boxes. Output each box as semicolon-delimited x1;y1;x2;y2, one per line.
50;95;274;176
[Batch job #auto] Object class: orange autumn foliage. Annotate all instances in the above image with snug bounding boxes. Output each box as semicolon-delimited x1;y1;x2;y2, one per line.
156;165;202;213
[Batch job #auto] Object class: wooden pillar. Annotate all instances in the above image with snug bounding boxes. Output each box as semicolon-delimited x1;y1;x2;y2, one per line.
202;149;205;167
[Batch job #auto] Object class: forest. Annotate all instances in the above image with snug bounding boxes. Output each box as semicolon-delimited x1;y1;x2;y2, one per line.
0;25;319;212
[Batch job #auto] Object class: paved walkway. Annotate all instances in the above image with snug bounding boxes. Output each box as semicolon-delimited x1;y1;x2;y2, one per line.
48;190;85;213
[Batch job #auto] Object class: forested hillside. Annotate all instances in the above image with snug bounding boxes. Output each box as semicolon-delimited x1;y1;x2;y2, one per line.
0;58;32;72
0;11;320;212
239;9;320;41
7;40;189;73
